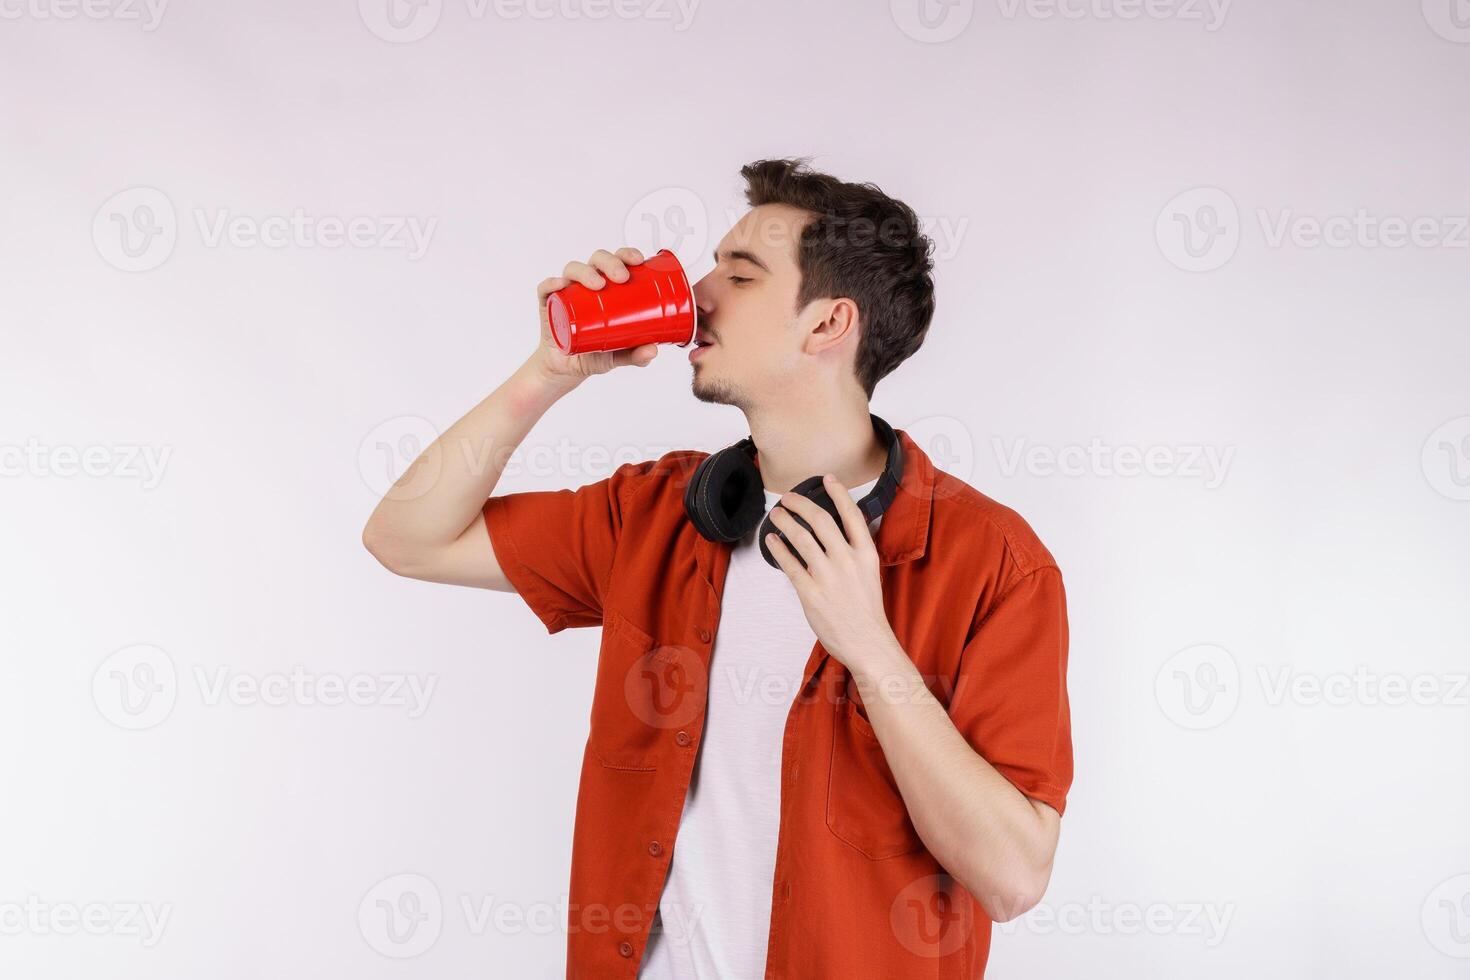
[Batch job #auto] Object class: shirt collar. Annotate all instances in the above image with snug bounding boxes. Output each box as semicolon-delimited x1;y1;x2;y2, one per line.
871;427;934;566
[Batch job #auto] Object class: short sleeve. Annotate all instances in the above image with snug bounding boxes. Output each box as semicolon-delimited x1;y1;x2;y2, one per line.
946;564;1073;816
481;460;654;634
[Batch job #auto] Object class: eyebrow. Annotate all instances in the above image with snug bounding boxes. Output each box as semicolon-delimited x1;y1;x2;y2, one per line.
712;247;771;274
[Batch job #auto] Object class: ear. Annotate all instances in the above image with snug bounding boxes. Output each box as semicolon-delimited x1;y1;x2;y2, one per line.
804;297;860;355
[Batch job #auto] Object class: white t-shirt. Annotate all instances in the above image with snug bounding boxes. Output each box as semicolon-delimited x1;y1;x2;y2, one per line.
639;476;883;980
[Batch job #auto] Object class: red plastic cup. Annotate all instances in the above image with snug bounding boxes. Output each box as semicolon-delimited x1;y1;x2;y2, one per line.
545;248;697;355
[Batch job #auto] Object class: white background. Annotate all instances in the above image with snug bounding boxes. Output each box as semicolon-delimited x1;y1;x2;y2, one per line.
3;0;1468;976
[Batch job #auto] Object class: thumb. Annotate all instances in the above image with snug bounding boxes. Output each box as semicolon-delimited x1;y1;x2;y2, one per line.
614;343;659;368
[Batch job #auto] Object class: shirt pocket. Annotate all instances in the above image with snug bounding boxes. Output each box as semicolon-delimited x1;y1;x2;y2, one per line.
589;610;700;771
825;693;926;860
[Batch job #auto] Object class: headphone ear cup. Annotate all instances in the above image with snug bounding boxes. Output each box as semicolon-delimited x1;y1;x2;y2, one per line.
757;475;842;569
684;447;767;542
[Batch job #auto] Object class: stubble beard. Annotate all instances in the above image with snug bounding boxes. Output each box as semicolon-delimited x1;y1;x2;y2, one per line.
690;364;748;411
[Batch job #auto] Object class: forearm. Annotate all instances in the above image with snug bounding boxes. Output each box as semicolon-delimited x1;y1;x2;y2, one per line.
851;644;1060;921
363;353;579;554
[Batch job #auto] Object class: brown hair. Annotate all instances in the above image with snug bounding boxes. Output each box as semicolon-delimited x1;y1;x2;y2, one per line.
740;157;936;399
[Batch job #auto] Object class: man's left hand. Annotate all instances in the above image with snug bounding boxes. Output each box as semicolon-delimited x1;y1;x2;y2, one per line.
764;474;903;678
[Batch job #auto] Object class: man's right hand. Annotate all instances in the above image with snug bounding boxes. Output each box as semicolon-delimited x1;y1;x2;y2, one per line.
364;246;662;592
534;246;661;386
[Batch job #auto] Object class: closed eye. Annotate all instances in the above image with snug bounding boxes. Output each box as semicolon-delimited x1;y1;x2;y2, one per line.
728;276;752;285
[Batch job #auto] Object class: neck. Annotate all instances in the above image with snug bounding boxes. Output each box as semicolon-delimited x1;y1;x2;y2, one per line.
745;401;888;495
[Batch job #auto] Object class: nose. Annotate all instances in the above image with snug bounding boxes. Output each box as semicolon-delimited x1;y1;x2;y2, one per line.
692;270;716;320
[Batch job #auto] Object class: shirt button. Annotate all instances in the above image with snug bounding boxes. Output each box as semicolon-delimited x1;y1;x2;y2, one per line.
696;626;711;643
618;941;634;957
648;840;663;857
675;730;691;746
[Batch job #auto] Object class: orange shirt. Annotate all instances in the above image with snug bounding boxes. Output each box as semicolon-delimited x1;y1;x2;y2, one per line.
482;427;1072;979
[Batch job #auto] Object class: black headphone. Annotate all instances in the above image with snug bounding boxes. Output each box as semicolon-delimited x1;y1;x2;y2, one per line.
682;413;905;570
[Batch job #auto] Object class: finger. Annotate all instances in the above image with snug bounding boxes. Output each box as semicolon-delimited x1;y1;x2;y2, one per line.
764;531;811;584
561;260;606;289
607;343;660;368
823;474;878;555
769;505;825;568
614;246;646;266
587;248;631;283
538;275;571;301
777;491;845;555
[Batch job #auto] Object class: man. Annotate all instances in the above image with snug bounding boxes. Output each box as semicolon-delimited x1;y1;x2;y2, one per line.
362;158;1072;978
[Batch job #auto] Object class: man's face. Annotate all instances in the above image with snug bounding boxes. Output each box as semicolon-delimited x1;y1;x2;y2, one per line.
688;204;816;410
